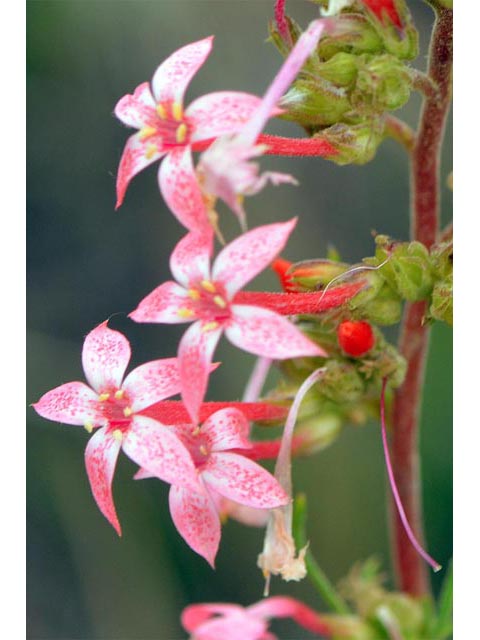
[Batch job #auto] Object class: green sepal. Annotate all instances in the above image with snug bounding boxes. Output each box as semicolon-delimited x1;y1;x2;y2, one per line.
351;54;413;114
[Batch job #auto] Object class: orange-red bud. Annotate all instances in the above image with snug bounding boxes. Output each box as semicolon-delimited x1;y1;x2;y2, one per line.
337;320;375;357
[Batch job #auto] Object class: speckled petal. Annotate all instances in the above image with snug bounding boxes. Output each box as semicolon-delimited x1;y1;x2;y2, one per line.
116;132;166;209
169;483;220;568
122;415;202;494
212;219;297;296
201;408;251;452
82;322;131;393
170;231;213;288
33;381;103;427
187;92;263;142
123;358;181;412
84;426;122;535
202;452;289;509
129;281;195;324
178;321;223;424
158;146;211;234
227;305;325;359
114;81;156;128
151;36;213;104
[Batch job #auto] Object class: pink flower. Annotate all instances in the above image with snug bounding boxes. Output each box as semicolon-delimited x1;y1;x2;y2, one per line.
33;322;203;535
135;408;289;567
129;219;325;423
114;36;264;234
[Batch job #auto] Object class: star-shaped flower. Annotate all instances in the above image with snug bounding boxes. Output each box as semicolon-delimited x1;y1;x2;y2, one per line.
135;408;289;566
115;36;265;234
33;322;203;535
130;219;325;423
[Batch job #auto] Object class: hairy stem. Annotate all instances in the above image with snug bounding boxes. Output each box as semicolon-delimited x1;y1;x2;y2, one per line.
390;6;452;597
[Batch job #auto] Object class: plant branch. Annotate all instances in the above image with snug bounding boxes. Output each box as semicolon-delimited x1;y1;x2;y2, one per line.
384;115;415;153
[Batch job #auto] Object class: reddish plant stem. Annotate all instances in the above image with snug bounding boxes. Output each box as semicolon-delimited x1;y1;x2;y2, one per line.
390;6;452;597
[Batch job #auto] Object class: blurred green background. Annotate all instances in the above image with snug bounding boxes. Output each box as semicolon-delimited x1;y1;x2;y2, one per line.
27;1;452;638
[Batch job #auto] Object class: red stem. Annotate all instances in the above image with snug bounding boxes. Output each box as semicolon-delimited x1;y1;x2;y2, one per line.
390;6;452;596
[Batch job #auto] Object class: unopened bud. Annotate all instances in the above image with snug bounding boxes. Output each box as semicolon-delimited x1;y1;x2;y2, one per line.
295;413;342;454
430;275;453;326
317;13;384;58
337;320;375;357
323;119;384;165
352;54;412;113
321;360;365;403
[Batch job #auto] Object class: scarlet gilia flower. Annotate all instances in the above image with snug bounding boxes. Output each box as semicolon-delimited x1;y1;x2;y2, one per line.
130;219;325;423
182;596;335;639
33;322;203;535
337;320;375;357
115;37;264;233
135;408;289;566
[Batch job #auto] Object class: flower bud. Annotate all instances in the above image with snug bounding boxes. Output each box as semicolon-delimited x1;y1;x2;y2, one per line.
317;13;384;59
351;54;412;113
430;275;453;326
321;360;366;403
362;283;403;325
337;320;375;357
295;413;342;454
280;78;352;127
289;258;352;291
362;0;419;60
323;119;385;165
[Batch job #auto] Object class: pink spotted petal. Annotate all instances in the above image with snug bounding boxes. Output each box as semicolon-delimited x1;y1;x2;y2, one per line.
114;82;156;128
227;305;326;359
187;92;263;143
82;322;132;394
122;415;202;494
129;281;195;324
84;426;122;535
210;490;270;528
122;358;181;412
212;219;297;296
178;321;223;424
201;408;251;452
169;483;221;568
170;230;213;288
158;146;211;234
202;452;289;509
115;132;166;209
33;381;103;427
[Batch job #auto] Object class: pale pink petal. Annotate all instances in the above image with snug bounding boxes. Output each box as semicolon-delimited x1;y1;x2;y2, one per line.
169;483;221;567
158;146;211;234
122;358;181;412
186;611;268;640
114;82;156;128
84;426;122;535
201;408;251;452
151;36;213;104
122;415;202;494
212;219;297;296
187;92;263;142
129;281;195;324
170;231;213;288
133;467;153;480
178;321;223;424
182;604;245;633
33;381;103;427
115;132;166;209
81;322;132;393
227;305;325;359
202;452;289;509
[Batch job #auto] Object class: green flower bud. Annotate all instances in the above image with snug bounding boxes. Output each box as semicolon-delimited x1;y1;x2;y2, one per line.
321;614;379;640
317;14;385;59
430;240;453;280
295;413;342;454
361;282;403;326
321;359;366;403
280;77;352;127
317;52;359;87
363;0;419;61
351;54;412;114
430;275;453;326
323;119;385;164
288;259;352;291
372;594;424;636
376;238;434;301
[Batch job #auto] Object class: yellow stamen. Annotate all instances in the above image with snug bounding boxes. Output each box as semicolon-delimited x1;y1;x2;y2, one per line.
178;307;195;318
192;426;201;436
145;143;158;160
199;445;208;456
123;407;133;417
138;125;157;140
114;389;124;400
156;103;167;119
172;101;183;121
213;295;226;309
84;422;94;434
98;393;110;402
187;289;200;301
176;123;188;144
201;280;216;293
202;321;219;332
112;429;123;442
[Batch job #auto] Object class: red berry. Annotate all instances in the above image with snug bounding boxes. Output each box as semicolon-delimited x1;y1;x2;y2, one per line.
337;320;375;357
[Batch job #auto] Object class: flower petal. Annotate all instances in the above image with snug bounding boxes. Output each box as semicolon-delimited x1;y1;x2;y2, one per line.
115;132;166;209
158;146;211;234
227;305;325;358
33;381;103;427
129;281;195;324
169;483;221;568
151;36;213;105
201;408;251;452
178;321;223;424
212;219;297;296
186;92;263;142
114;82;156;128
122;358;181;412
84;426;122;535
182;604;245;634
202;452;289;509
170;230;213;288
122;415;201;494
82;322;131;393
